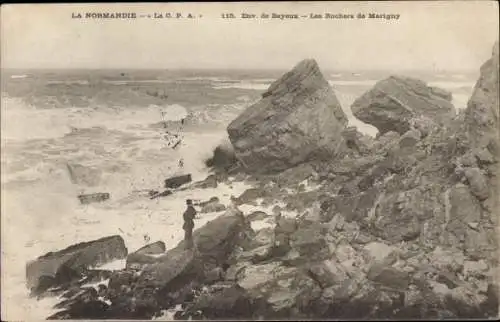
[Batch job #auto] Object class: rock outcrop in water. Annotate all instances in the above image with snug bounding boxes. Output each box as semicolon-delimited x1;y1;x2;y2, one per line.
26;235;127;296
227;59;348;174
351;76;456;135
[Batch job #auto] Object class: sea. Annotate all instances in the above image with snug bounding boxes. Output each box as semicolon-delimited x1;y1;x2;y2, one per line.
0;68;478;320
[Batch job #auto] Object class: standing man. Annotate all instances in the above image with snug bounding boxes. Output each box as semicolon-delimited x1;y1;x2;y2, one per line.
183;199;197;249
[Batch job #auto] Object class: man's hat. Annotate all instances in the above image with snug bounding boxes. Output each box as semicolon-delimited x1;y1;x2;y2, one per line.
186;199;193;205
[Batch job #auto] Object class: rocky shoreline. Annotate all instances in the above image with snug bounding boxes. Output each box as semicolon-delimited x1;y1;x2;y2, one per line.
26;42;499;320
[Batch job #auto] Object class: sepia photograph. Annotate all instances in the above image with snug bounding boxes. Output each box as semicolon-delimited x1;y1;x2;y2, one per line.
1;1;499;320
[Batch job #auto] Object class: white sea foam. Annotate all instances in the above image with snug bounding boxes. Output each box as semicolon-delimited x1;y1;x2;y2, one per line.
328;80;377;87
212;81;271;90
1;94;251;320
428;81;475;90
47;80;90;85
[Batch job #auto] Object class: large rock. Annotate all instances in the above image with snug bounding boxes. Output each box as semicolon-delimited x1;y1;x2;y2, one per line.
445;184;482;246
26;236;127;295
199;197;226;213
351;76;455;135
140;209;253;290
227;59;348;173
465;42;499;151
237;264;321;318
182;284;253;319
464;167;489;200
164;174;192;189
373;185;445;243
341;126;373;155
126;241;166;270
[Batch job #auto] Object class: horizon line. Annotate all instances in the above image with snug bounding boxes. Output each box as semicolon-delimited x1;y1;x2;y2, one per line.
1;66;480;73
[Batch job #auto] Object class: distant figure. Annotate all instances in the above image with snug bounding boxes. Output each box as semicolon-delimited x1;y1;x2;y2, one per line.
178;159;184;168
183;199;197;249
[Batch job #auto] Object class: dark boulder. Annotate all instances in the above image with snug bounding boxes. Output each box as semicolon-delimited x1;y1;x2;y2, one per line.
164;174;192;189
27;235;127;296
77;193;110;205
126;241;166;270
182;284;253;319
227;59;348;173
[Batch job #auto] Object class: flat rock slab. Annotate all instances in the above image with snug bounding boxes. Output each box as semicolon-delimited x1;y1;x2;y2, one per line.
26;235;127;295
78;193;110;205
164;174;192;189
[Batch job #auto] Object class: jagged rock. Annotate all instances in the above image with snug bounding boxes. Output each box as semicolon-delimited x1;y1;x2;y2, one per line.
474;148;496;165
27;236;127;296
398;128;421;150
464;167;489;200
362;242;396;263
351;76;455;135
318;278;362;310
126;253;159;270
373;185;445;243
135;241;166;255
464;226;496;260
77;193;110;205
245;227;274;250
367;263;411;290
232;188;266;205
237;245;273;263
164;174;192;189
341;126;373;155
307;259;349;289
409;114;439;138
428;247;465;273
247;211;269;222
445;184;482;247
465;42;499;151
238;264;321;317
126;241;166;270
323;187;381;227
276;163;317;186
76;209;253;320
194;174;218;189
183;284;253;319
462;260;489;279
227;59;348;173
373;130;401;151
199;197;226;213
289;224;329;262
444;285;488;317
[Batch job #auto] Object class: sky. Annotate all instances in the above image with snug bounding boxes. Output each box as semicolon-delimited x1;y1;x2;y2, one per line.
1;1;499;71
